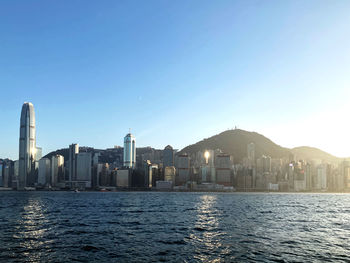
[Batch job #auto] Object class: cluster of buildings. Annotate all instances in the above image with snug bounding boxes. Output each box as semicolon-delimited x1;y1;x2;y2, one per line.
237;145;350;192
1;102;350;192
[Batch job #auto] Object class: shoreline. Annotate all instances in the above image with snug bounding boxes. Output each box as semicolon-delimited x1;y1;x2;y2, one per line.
2;187;350;194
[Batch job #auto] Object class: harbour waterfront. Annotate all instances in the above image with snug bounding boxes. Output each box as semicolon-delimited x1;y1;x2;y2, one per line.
1;192;350;262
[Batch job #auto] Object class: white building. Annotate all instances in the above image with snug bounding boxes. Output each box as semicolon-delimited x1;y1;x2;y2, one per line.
123;133;136;169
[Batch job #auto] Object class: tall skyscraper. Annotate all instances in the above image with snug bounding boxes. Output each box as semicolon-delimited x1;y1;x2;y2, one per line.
163;145;175;167
123;133;136;169
69;143;79;181
76;152;92;188
19;102;36;189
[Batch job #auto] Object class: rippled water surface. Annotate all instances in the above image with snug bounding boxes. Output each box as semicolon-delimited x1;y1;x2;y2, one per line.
1;192;350;262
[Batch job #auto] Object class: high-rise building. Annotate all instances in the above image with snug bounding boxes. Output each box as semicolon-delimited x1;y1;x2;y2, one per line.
163;145;175;167
176;154;190;185
258;155;272;173
38;158;51;186
116;169;131;187
215;154;232;185
51;155;64;187
35;147;42;161
164;166;176;182
123;133;136;169
97;163;110;187
144;160;159;188
13;160;19;189
19;102;36;189
69;144;79;181
0;163;3;187
76;152;92;188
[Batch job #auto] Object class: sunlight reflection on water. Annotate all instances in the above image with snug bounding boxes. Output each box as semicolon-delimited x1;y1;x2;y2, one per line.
2;192;350;262
190;195;226;262
17;198;49;262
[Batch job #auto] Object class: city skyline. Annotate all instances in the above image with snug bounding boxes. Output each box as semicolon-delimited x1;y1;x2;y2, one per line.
1;1;350;159
0;100;350;161
2;2;350;262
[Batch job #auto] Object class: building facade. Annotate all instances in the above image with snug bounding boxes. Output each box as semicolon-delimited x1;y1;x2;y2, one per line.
51;155;64;187
76;152;92;188
123;133;136;169
19;102;36;189
69;143;79;181
38;158;51;186
163;145;175;167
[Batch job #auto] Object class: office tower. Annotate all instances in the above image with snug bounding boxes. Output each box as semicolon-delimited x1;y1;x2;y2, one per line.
163;145;174;167
201;165;210;183
0;163;3;187
13;160;19;188
262;155;272;173
93;152;100;166
36;147;42;161
97;163;110;187
38;158;51;186
215;153;232;185
164;166;176;182
123;133;136;169
116;169;131;187
305;163;312;190
144;160;158;188
19;102;36;189
76;152;92;188
144;160;153;188
176;154;190;185
2;161;14;188
51;155;64;187
200;150;216;183
69;144;79;181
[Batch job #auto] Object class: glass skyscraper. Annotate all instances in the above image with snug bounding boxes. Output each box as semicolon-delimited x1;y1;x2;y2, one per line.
19;102;36;189
123;133;136;169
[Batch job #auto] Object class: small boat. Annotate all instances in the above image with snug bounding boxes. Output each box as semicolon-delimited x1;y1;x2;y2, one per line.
24;187;36;191
74;189;80;193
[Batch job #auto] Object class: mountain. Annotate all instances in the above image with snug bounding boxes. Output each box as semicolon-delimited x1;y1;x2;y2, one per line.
179;129;342;164
43;148;70;161
43;129;344;165
291;146;341;164
179;129;291;163
43;147;95;161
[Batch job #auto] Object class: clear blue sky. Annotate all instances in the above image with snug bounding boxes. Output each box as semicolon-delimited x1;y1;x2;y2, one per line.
1;0;350;160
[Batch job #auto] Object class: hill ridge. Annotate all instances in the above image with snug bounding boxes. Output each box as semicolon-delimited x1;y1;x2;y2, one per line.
180;129;341;164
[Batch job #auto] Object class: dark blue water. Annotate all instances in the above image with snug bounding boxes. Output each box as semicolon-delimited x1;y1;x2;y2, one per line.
1;192;350;262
